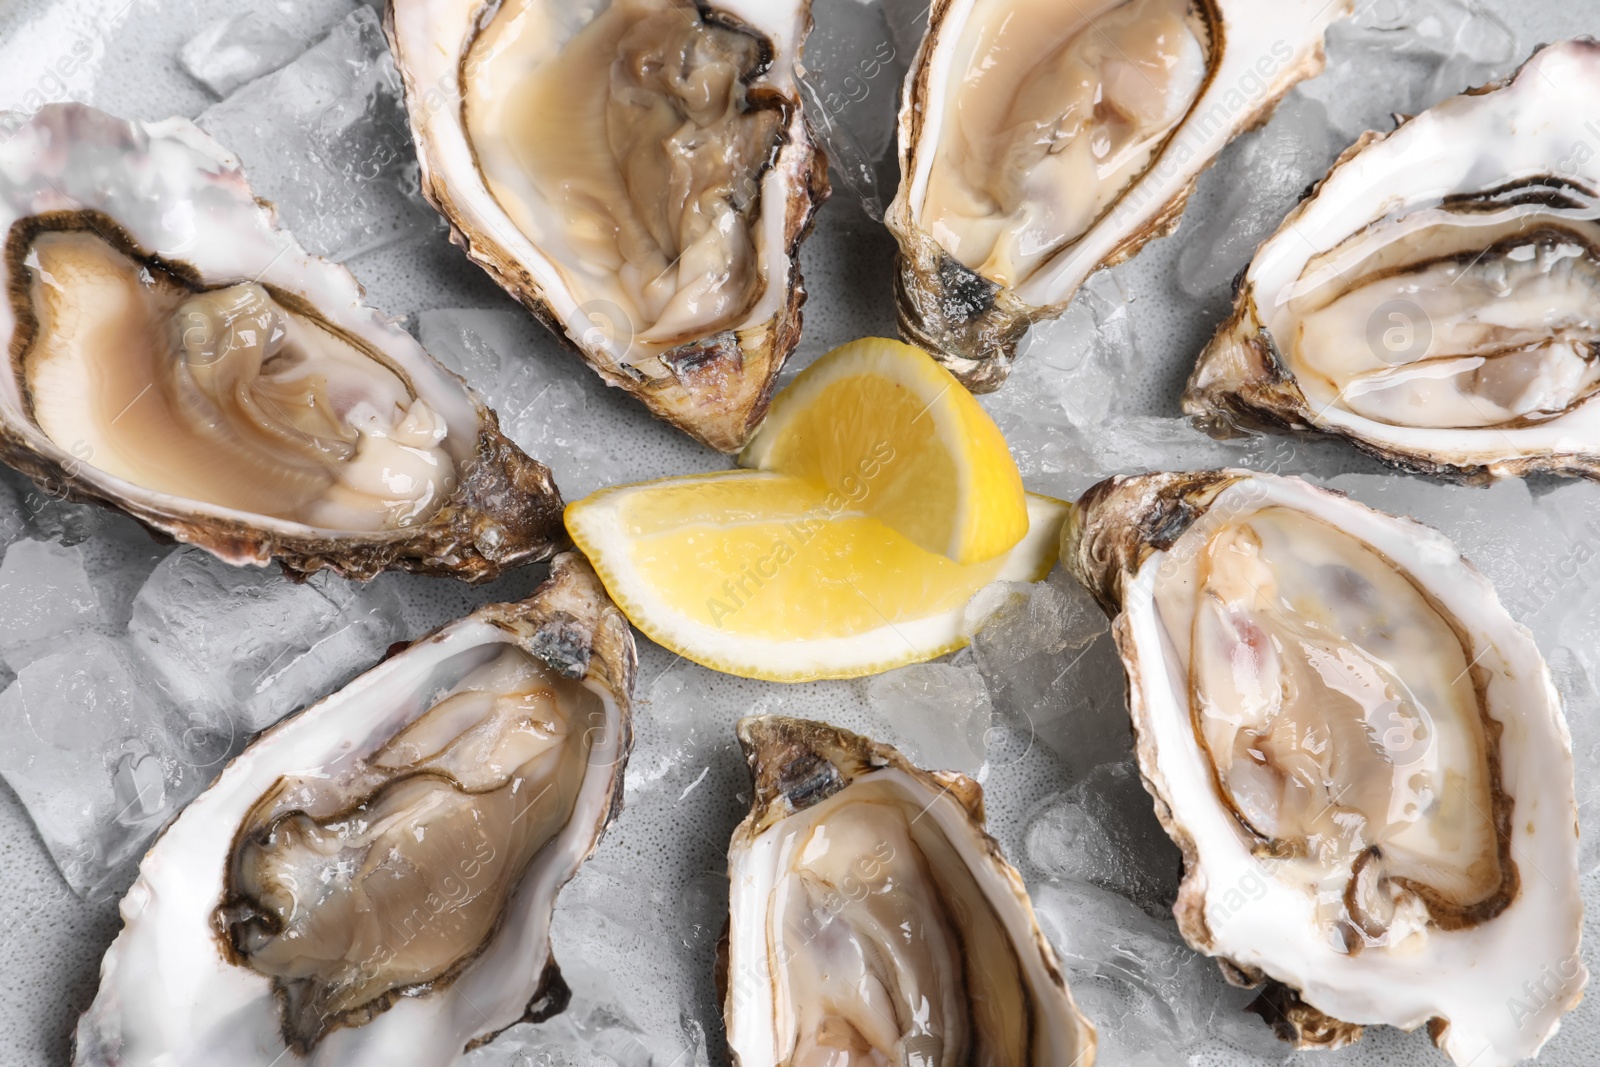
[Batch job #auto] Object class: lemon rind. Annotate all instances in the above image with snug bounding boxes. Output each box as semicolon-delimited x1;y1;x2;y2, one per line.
567;486;1069;682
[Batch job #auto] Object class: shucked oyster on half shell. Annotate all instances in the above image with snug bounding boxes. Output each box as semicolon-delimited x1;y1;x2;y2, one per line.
0;104;564;582
1064;470;1585;1066
885;0;1351;391
1186;40;1600;482
722;715;1097;1066
385;0;828;454
75;553;635;1067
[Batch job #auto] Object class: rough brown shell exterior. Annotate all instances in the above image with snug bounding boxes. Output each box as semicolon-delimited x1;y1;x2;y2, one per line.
732;714;988;838
1061;469;1243;615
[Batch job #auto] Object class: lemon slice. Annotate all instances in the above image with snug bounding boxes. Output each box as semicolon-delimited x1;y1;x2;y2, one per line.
566;469;1068;681
739;337;1027;564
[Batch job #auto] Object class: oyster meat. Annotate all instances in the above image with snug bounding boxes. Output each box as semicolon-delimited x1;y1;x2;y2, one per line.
1186;40;1600;481
722;715;1097;1066
74;553;635;1066
1064;470;1585;1066
0;103;562;581
386;0;828;453
887;0;1351;390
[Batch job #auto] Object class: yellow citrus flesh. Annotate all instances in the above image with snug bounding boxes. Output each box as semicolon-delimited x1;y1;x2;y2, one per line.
739;337;1027;564
566;470;1068;682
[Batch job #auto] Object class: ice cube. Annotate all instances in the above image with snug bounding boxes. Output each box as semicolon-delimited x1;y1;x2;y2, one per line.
645;665;720;740
464;1015;654;1067
864;661;992;774
76;516;170;634
1207;1003;1299;1064
963;575;1130;780
0;540;100;670
377;565;550;649
0;632;207;899
1024;760;1181;915
527;854;719;1067
975;273;1267;497
1230;429;1394;485
1077;416;1259;493
976;272;1137;475
417;308;717;501
1017;271;1144;432
2;467;111;546
799;0;904;217
879;0;933;66
1345;0;1519;95
127;548;405;737
196;6;437;261
1301;0;1519;140
0;472;33;548
180;0;358;97
1025;792;1123;887
1176;91;1337;299
1031;878;1222;1063
1035;874;1297;1062
462;957;662;1067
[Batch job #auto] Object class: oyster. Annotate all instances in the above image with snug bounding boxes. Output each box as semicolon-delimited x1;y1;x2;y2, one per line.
73;553;635;1066
386;0;827;453
886;0;1350;390
0;103;562;581
1064;470;1585;1066
1186;41;1600;481
722;715;1097;1066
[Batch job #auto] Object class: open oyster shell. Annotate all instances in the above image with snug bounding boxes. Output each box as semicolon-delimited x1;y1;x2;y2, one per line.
1064;470;1585;1066
385;0;828;453
1185;40;1600;482
886;0;1351;390
721;715;1097;1066
0;103;563;581
74;553;634;1066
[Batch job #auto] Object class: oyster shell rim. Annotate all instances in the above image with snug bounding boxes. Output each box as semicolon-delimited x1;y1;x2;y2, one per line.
719;713;1099;1067
71;551;637;1065
884;0;1353;391
382;0;831;454
1062;468;1587;1066
1181;38;1600;484
0;103;566;582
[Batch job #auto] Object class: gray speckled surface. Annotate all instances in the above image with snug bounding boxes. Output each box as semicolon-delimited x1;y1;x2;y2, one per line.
0;0;1597;1065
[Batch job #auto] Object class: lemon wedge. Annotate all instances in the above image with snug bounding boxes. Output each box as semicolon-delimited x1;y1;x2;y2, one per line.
739;337;1028;564
566;469;1068;681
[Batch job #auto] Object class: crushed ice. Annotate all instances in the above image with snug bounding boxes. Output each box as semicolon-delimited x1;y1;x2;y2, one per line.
2;1;1596;1065
195;6;438;261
